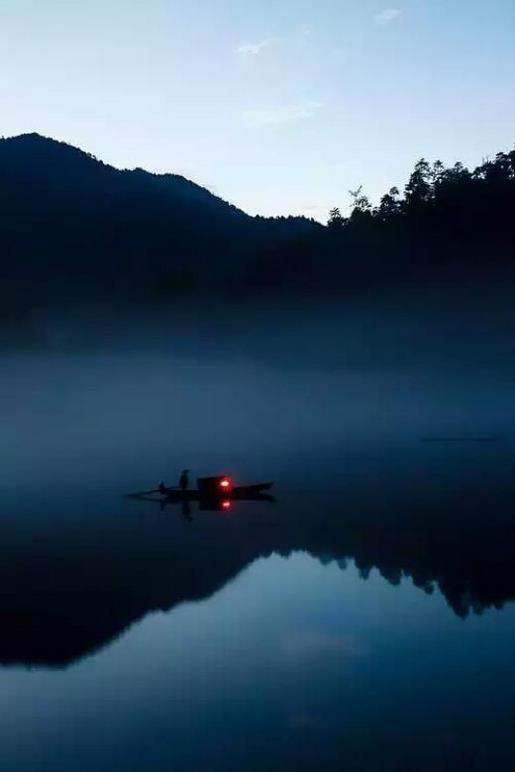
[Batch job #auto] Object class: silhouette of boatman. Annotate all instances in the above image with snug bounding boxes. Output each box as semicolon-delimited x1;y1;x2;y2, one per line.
179;469;190;492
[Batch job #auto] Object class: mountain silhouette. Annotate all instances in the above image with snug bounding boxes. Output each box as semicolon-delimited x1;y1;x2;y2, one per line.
0;133;318;314
2;133;515;318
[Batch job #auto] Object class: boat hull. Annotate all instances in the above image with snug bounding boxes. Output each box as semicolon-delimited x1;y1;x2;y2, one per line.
163;482;273;500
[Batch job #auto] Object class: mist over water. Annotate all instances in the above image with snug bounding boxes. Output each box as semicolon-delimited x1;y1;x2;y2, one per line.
3;299;515;488
2;302;515;770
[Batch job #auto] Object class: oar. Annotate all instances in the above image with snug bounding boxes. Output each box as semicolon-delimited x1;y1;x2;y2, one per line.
125;488;162;498
126;483;183;498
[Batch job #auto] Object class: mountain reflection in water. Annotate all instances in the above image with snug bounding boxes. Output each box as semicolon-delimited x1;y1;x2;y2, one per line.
3;344;515;771
1;469;515;668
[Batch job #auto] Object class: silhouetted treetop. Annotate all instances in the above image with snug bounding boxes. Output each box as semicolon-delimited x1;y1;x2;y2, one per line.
326;146;515;240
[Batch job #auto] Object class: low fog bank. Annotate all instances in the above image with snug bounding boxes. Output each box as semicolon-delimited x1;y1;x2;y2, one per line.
3;268;515;374
2;272;515;499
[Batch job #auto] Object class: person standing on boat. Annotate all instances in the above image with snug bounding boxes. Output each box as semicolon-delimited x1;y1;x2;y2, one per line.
179;469;190;491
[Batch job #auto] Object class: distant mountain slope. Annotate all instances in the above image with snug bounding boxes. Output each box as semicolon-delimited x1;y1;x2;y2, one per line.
0;133;319;311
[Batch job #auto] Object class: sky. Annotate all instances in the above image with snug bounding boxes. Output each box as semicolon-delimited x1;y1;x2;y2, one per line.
0;0;514;221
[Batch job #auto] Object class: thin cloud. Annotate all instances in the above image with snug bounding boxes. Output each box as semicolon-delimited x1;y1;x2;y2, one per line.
237;37;278;56
375;8;401;25
243;100;322;128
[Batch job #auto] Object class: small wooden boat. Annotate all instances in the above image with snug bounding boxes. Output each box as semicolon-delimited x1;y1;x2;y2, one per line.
127;475;275;508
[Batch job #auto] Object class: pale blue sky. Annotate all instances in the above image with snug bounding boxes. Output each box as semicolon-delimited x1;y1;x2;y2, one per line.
1;0;514;220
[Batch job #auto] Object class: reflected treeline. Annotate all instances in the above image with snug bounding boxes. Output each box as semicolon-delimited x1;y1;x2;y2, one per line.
1;482;515;668
304;508;515;619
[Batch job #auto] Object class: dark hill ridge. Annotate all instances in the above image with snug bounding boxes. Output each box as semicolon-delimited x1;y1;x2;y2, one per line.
0;133;241;212
3;132;514;319
0;133;319;312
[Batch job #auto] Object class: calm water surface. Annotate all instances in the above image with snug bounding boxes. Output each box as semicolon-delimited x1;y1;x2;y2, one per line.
1;344;515;771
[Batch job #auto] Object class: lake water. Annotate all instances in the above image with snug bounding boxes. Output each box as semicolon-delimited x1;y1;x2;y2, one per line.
2;331;515;771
